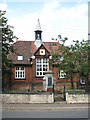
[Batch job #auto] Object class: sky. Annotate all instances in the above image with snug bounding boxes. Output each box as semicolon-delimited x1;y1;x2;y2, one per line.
0;0;89;45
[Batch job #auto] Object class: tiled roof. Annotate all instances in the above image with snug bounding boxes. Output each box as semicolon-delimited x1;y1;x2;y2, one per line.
43;42;60;54
9;41;61;64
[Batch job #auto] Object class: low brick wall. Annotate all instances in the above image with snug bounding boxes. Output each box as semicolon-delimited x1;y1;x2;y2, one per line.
1;93;54;104
66;93;89;103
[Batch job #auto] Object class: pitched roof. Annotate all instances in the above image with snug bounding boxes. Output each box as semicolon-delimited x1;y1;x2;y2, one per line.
43;42;60;54
9;41;61;64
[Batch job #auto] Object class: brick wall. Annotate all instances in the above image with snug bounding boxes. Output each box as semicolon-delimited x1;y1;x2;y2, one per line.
3;64;79;90
56;82;77;90
3;55;88;91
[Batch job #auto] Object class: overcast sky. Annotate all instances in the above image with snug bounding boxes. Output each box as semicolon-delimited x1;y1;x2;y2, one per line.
0;0;89;45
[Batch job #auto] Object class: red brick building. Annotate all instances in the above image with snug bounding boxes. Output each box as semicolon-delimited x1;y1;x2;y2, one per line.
4;19;85;91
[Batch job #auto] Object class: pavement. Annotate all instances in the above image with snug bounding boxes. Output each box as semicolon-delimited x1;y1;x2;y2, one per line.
2;103;89;111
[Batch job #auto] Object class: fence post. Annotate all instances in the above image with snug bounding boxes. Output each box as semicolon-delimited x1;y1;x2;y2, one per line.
64;84;66;101
32;82;34;91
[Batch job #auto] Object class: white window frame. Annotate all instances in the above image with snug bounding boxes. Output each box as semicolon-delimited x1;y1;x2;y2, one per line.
17;55;23;61
80;78;85;84
36;58;49;76
40;49;45;55
15;66;25;79
59;70;66;79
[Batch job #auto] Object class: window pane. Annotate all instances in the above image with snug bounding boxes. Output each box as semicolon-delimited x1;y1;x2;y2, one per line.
46;59;48;63
16;67;19;70
15;72;17;77
21;67;24;70
43;68;45;71
37;72;39;75
37;68;39;71
40;72;42;75
20;72;22;77
43;58;46;63
23;71;24;75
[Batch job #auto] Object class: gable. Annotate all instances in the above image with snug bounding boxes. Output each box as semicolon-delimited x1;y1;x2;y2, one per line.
34;44;50;56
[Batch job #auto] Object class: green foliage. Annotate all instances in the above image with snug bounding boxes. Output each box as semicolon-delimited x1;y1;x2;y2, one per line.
71;40;89;76
0;10;17;73
52;35;89;89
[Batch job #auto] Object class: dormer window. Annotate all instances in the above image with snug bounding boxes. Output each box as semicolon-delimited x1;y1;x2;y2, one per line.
17;55;23;61
40;49;45;55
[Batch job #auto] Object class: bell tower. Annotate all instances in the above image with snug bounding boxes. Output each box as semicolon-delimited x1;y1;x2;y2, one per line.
34;19;42;47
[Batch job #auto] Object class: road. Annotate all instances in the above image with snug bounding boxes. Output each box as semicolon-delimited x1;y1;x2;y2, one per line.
2;103;89;118
2;109;89;118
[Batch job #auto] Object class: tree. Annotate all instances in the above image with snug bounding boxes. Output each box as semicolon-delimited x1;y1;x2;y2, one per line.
52;35;89;91
0;11;17;89
71;40;89;91
52;36;75;89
